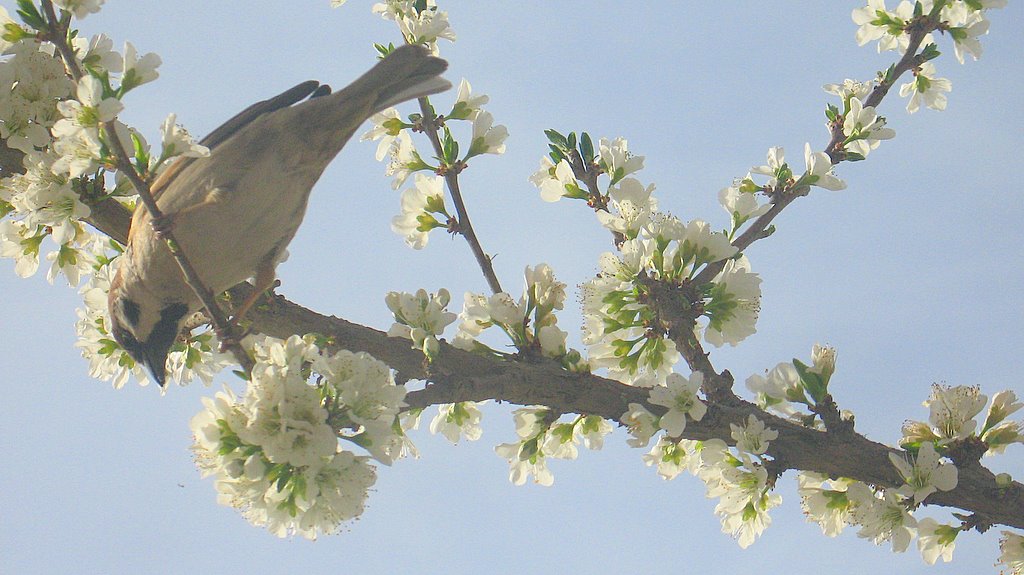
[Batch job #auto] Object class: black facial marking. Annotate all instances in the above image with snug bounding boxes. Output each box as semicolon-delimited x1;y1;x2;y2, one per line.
149;303;188;352
122;298;141;328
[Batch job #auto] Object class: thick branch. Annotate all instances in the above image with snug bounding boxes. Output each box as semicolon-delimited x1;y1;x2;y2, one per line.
224;281;1024;530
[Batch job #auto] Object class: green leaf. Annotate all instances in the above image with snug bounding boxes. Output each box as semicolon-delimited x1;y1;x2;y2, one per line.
544;129;568;149
793;359;827;404
15;0;46;31
2;21;31;43
441;126;459;163
920;43;941;62
548;145;566;164
374;42;396;58
580;132;595;163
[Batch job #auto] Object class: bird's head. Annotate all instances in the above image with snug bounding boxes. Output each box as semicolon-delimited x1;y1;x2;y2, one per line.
107;270;189;387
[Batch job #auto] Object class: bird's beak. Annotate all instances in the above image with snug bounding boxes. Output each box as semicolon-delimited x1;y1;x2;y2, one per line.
140;344;169;387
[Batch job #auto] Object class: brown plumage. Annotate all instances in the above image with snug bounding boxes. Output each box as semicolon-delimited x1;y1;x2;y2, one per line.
107;45;450;386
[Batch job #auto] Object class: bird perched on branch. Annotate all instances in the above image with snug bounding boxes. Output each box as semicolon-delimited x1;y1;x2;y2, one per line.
107;44;450;386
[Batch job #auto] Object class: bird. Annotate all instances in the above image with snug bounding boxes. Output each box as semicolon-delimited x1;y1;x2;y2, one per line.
107;44;450;387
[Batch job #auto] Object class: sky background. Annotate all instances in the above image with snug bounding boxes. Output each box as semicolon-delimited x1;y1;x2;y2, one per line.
2;1;1023;574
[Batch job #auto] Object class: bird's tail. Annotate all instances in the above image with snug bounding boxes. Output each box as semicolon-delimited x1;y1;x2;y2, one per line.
289;44;450;159
358;44;451;113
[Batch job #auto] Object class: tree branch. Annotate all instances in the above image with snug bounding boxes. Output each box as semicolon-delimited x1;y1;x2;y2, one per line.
223;280;1024;530
416;98;503;295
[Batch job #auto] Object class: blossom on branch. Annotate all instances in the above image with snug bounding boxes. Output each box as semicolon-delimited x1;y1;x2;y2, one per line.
887;442;958;505
648;372;707;437
386;287;457;360
899;62;951;113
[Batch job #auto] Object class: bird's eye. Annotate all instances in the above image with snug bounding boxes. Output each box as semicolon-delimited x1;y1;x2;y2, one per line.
111;325;143;359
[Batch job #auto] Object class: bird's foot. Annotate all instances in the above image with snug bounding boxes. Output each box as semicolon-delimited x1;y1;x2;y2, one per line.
149;213;175;238
216;325;252;354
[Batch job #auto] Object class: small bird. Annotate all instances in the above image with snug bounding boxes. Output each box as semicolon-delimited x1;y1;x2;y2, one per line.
107;45;450;386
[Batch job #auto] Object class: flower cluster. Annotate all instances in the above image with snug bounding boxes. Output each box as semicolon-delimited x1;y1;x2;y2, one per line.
745;343;840;425
636;413;781;548
360;76;507;243
798;465;962;563
530;136;645;203
851;0;1006;113
190;335;407;538
581;230;759;386
495;407;611;486
900;385;1022;455
454;264;580;366
0;8;206;293
532;133;773;386
370;0;455;54
747;144;846;193
386;287;457;360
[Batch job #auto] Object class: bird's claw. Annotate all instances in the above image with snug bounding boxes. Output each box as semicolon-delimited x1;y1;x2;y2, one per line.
216;325;252;354
150;213;175;237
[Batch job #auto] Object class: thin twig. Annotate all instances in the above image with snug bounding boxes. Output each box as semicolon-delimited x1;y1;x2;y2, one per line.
41;0;253;375
691;20;938;289
417;98;503;295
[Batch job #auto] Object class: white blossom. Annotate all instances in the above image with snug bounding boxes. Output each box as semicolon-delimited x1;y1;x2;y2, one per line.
429;402;483;443
899;62;951;113
449;78;488;120
750;146;788;189
648;372;707;437
719;184;769;230
54;0;104;19
704;256;761;347
495;407;554;486
848;483;917;552
390;174;447;249
530;157;580;203
598;137;644;184
595;177;656;238
730;414;778;456
386;287;456;360
999;531;1024;575
621;403;659;448
926;384;987;443
385;130;426;189
888;442;958;505
916;518;958;565
842;98;895;158
797;472;855;537
467;110;508;156
643;436;699;480
361;107;404;161
801;143;846;191
120;42;161;90
823;78;873;102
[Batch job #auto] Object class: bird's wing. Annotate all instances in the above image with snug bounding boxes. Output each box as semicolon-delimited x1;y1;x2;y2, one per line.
149;80;327;201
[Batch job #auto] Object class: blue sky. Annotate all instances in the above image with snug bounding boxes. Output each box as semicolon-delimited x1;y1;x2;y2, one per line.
2;2;1022;574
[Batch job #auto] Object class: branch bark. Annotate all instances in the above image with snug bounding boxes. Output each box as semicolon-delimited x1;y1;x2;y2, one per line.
224;280;1024;531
